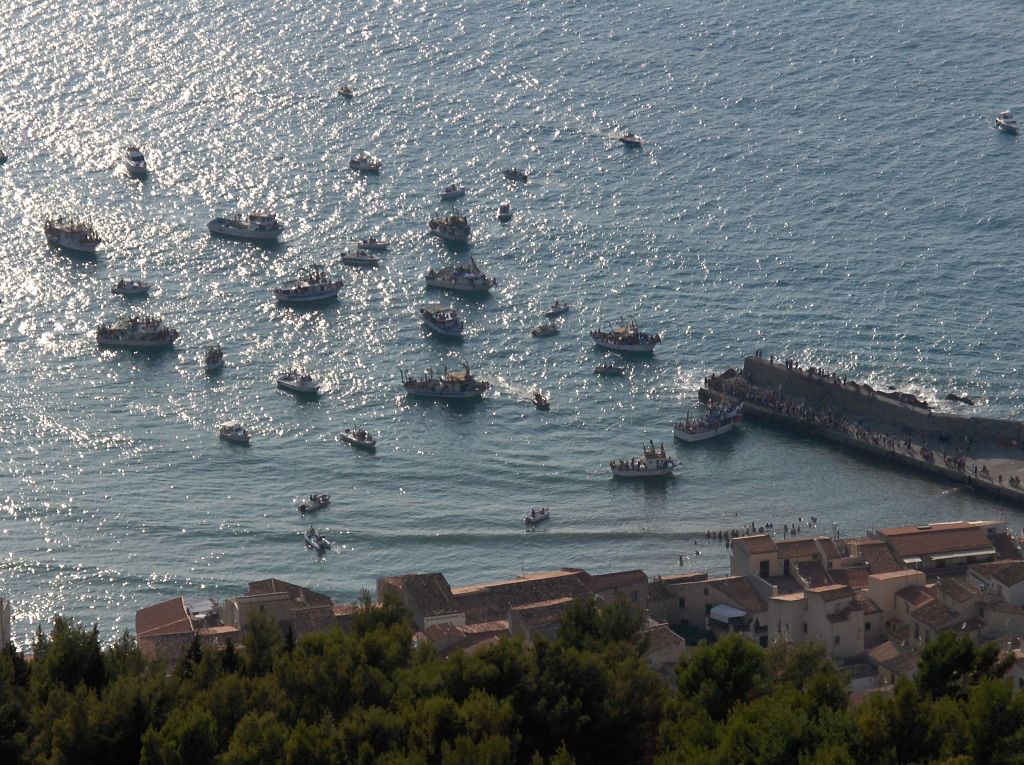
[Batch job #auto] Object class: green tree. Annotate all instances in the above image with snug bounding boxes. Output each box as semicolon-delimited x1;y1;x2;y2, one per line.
675;634;767;721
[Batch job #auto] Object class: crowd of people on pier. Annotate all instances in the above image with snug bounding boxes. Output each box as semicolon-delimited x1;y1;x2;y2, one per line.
700;516;820;547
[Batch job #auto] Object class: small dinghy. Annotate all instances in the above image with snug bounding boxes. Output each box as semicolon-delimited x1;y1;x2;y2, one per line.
111;279;152;297
298;493;330;513
497;202;513;222
341;428;377;451
204;345;224;372
594;363;626;376
524;507;551;526
218;422;250;444
544;300;571;318
440;184;467;201
531;321;559;338
304;526;331;553
533;391;550;410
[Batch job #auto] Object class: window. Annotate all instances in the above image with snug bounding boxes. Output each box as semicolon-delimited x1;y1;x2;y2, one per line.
704;587;709;596
833;636;840;645
759;636;769;647
678;597;686;609
759;560;770;577
803;624;808;634
865;622;871;631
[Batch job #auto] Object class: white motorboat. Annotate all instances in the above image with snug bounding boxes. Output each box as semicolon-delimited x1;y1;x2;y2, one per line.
218;421;251;444
428;214;472;244
524;507;551;526
497;202;513;222
297;493;330;513
207;212;284;242
440;184;467;201
277;369;320;395
590;318;661;353
618;132;643;147
273;264;343;303
533;391;550;410
420;304;465;337
341;428;377;451
544;300;571;318
304;526;331;553
44;217;102;253
531;321;559;338
341;250;380;266
123;145;148;177
594;363;626;376
996;111;1019;135
96;316;178;350
425;259;496;293
111;279;152;297
205;345;224;372
357;236;389;251
401;362;490;399
674;405;742;443
349;152;381;172
338;86;354;99
610;443;678;478
504;168;528;182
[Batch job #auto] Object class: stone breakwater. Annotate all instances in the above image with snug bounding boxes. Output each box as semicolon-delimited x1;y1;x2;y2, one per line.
700;355;1024;507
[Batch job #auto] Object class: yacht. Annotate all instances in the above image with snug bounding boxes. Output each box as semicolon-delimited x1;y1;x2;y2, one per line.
618;132;643;147
497;202;513;222
673;405;743;443
349;152;381;172
504;168;528;182
341;250;380;266
298;493;330;513
123;146;148;176
357;236;389;251
44;217;102;253
425;259;496;293
273;264;343;303
996;111;1019;135
96;316;179;350
207;212;284;242
533;391;550;410
440;184;466;201
205;345;224;372
111;279;152;297
610;443;678;478
590;318;661;353
304;526;331;554
428;214;471;244
420;304;465;337
531;321;559;338
524;507;551;526
544;300;571;318
277;369;321;395
401;363;490;399
341;428;377;451
218;422;251;444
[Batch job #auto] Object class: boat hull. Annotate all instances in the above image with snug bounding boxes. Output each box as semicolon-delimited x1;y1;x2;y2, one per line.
404;387;485;399
47;234;100;253
278;381;320;395
341;434;377;450
425;278;493;293
274;287;341;303
610;465;676;478
220;433;250;444
674;421;737;442
592;337;658;353
422;319;464;337
207;221;282;241
97;338;177;350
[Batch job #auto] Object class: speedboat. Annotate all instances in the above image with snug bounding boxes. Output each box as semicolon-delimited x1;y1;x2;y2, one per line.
401;362;490;399
123;146;148;177
504;168;528;182
590;318;661;353
531;321;559;338
111;279;152;297
277;369;321;395
440;184;467;201
610;443;678;478
273;264;343;303
297;493;330;513
425;259;496;293
524;507;551;526
497;202;513;222
338;86;354;98
304;526;331;554
533;391;550;410
618;132;643;147
594;363;626;376
341;428;377;451
420;304;465;337
207;212;284;242
544;300;571;318
996;111;1019;135
44;217;102;253
674;405;742;443
205;345;224;372
428;214;471;244
341;250;380;266
349;152;381;172
96;316;178;350
218;422;251;444
357;236;389;251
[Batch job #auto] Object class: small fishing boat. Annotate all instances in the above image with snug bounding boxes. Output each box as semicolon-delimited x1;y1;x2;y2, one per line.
531;321;559;338
618;132;643;147
298;493;330;513
338;86;354;98
277;369;320;395
123;145;148;176
610;442;678;478
341;428;377;451
533;391;550;410
497;202;513;222
673;405;743;443
273;264;343;303
420;304;465;337
590;318;661;353
544;300;571;318
524;507;551;526
341;250;380;266
207;212;284;242
357;236;389;251
401;362;490;399
349;151;381;172
424;258;496;293
440;184;467;201
594;363;626;376
996;111;1019;135
304;526;331;553
111;279;152;297
504;168;528;182
218;421;251;444
45;217;102;253
428;214;472;244
205;345;224;372
96;316;178;350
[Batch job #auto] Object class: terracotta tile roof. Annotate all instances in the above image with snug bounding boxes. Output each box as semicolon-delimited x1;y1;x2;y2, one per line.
807;584;854;602
911;599;959;632
136;597;194;639
453;571;591;624
794;560;832;588
459;620;509;635
642;623;687;654
831;566;870;590
659;572;709;585
196;625;240;637
463;635;502;655
896;585;934;608
854;593;882;614
868;641;918;675
710;577;767;615
647;580;673;601
733;535;777;555
991;533;1023;561
971;561;1024;587
582;569;648;593
382;573;460;618
878;523;994;559
510;597;575;628
247;578;333;607
937;577;979;603
818;537;843;559
858;542;903;574
775;538;823;559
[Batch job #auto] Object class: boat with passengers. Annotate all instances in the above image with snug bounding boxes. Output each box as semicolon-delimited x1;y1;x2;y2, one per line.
673;405;743;443
425;259;496;293
96;316;178;350
610;442;678;478
420;304;465;337
207;211;284;241
273;265;343;303
590;318;661;353
401;362;490;399
45;217;102;253
428;213;472;244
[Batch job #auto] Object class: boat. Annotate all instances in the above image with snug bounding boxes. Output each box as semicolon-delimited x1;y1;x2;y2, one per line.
425;259;496;293
341;250;380;266
304;526;331;553
419;304;465;337
338;86;354;98
594;363;626;376
44;217;102;253
297;493;330;513
357;236;389;251
524;507;551;526
497;202;513;222
504;168;528;182
673;405;743;443
218;422;251;444
273;264;343;303
590;318;661;353
277;369;320;395
123;145;148;176
111;279;152;297
349;152;381;172
428;214;472;244
996;111;1019;135
610;443;678;478
204;345;224;372
96;316;179;350
533;391;550;410
401;362;490;399
618;132;643;147
207;212;284;242
341;428;377;451
440;184;467;201
544;300;571;318
0;149;6;164
531;321;559;338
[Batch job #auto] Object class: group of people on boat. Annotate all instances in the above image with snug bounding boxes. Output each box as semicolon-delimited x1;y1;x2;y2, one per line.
610;457;672;472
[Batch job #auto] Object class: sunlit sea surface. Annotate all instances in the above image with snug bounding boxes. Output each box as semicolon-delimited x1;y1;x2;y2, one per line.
2;0;1024;647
